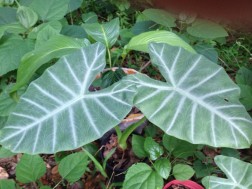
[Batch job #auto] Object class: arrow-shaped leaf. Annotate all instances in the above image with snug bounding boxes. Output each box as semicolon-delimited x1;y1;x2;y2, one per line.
0;43;135;154
127;43;252;148
202;155;252;189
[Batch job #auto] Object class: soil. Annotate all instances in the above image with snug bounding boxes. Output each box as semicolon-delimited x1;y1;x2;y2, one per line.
103;133;140;170
168;184;191;189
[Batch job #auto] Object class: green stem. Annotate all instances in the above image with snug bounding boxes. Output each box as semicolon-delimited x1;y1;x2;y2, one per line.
107;48;112;68
118;117;147;150
14;0;20;7
53;180;63;189
114;125;122;140
10;91;19;103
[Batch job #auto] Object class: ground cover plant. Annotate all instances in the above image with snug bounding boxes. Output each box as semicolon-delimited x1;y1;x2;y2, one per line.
0;0;251;188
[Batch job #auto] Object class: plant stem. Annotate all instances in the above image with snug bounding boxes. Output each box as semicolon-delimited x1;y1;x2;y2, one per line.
118;117;147;150
114;125;122;140
107;48;112;68
14;0;20;7
53;180;63;189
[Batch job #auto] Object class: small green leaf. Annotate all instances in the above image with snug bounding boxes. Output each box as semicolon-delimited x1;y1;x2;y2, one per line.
35;25;60;48
238;84;252;110
132;135;148;158
0;84;25;116
131;21;158;35
125;31;195;53
17;6;38;29
67;0;83;13
82;12;98;23
173;164;195;180
123;163;163;189
0;146;16;158
0;35;34;76
154;158;171;179
58;152;89;183
187;19;228;39
0;179;15;189
28;21;62;39
109;0;130;11
221;148;240;159
29;0;70;21
16;154;46;183
83;18;120;48
236;67;252;86
144;137;163;160
194;43;218;63
61;25;87;39
163;135;197;158
0;7;17;26
101;68;126;88
193;160;216;178
143;9;176;27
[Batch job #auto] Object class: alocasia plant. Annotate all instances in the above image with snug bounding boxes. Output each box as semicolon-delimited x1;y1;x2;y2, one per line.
0;42;251;154
126;43;252;148
202;155;252;189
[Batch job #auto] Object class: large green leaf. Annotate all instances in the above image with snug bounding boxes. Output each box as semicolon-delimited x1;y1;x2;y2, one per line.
126;43;252;148
202;155;252;189
83;18;120;48
125;31;195;53
29;0;70;21
16;154;46;183
123;163;163;189
187;19;228;39
142;9;176;28
0;35;34;76
58;152;88;183
11;35;88;92
0;43;135;154
0;7;17;26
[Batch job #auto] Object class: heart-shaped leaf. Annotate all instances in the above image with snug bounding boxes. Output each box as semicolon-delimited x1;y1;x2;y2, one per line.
16;154;46;183
202;155;252;189
28;0;70;22
58;152;88;183
142;9;176;28
0;43;135;154
0;35;34;76
187;19;228;39
126;43;252;148
123;163;163;189
173;164;195;180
